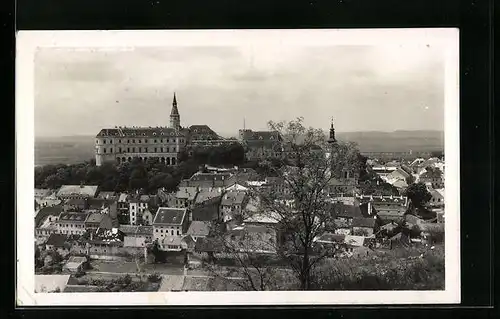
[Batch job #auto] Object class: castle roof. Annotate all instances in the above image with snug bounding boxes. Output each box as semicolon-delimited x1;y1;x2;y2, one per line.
96;127;188;138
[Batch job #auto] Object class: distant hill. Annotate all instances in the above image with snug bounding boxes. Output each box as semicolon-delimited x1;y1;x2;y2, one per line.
34;130;444;166
335;130;444;153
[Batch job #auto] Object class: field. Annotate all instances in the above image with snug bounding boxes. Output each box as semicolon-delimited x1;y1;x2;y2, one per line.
34;130;444;166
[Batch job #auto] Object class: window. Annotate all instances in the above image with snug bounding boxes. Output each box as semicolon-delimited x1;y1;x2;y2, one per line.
145;148;148;153
132;139;135;143
154;147;157;152
139;147;142;152
127;148;130;152
154;139;157;143
171;230;174;235
127;140;130;143
132;147;135;152
177;230;180;235
144;139;147;143
160;147;163;152
119;139;121;143
119;147;122;153
155;229;158;233
139;139;141;143
161;229;163;233
110;148;113;153
103;148;106;153
110;140;113;144
103;140;106;144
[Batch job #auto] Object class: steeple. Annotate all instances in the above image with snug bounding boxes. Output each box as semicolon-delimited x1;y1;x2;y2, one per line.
170;92;180;130
328;117;336;145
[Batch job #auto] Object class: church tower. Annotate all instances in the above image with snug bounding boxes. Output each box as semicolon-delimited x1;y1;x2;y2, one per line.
327;117;336;145
170;92;180;130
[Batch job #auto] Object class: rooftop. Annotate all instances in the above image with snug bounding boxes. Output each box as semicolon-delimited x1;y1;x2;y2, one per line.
45;233;68;247
187;221;210;237
35;205;63;228
96;127;188;138
153;207;187;225
56;185;98;198
58;212;89;223
221;191;247;206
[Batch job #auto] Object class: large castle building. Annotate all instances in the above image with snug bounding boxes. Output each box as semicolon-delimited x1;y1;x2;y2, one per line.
94;93;234;166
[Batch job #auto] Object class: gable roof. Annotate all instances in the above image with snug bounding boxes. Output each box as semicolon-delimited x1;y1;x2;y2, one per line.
195;190;222;205
96;126;188;138
352;217;376;228
153;208;187;225
45;233;68;247
190;172;232;182
35;205;63;228
176;187;199;200
56;185;98;198
331;202;363;219
221;191;247;206
187;221;210;237
119;225;139;236
85;213;113;229
58;212;90;223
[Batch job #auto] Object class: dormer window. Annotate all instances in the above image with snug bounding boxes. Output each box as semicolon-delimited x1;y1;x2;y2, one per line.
153;133;156;136
259;136;263;140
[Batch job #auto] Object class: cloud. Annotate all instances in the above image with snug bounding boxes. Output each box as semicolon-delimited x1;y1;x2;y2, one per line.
34;44;445;137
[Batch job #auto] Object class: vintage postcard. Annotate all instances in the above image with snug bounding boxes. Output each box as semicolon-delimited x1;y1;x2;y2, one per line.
16;29;460;305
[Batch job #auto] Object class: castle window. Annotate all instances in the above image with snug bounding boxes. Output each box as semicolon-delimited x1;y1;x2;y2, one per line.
161;132;164;136
119;147;122;153
132;147;136;152
127;148;130;152
160;147;163;152
138;147;142;152
132;139;135;143
160;139;163;143
138;139;141;143
110;148;113;153
154;147;157;152
119;139;121;143
127;140;130;143
145;148;148;153
153;133;156;136
103;140;106;144
103;148;106;153
154;139;157;143
110;140;113;144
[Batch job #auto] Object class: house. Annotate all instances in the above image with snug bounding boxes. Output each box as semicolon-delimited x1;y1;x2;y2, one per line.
57;212;89;235
220;191;248;223
141;208;154;225
129;194;151;225
153;207;189;251
97;191;117;200
174;186;199;208
429;188;445;207
331;202;364;233
56;184;99;199
227;224;277;254
124;236;147;248
184;172;235;189
63;256;87;273
351;217;378;237
63;198;87;212
35;205;63;240
186;221;210;242
120;225;153;243
372;204;406;224
85;213;113;230
224;183;249;192
45;233;71;257
117;193;130;212
418;168;444;189
86;198;114;213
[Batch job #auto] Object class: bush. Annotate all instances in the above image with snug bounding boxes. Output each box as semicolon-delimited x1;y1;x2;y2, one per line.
147;273;162;283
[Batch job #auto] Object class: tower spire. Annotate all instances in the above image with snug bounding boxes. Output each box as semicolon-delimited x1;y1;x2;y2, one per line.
328;117;336;145
170;92;180;129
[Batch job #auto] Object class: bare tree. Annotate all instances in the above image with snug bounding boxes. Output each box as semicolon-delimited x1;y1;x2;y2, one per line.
249;117;362;290
204;118;362;290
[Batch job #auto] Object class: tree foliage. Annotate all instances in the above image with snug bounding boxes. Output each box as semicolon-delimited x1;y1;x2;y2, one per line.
404;182;432;209
219;117;363;290
34;143;246;194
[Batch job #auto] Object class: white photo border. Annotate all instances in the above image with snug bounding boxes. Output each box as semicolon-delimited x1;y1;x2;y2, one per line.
16;28;460;306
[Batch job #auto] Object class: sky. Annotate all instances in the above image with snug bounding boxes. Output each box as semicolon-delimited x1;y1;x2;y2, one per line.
35;44;445;137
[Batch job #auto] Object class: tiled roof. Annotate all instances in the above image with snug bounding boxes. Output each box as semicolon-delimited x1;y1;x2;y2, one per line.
137;226;153;235
153;208;187;225
119;225;139;235
243;212;281;224
187;221;210;237
96;127;188;138
35;205;63;228
57;185;98;198
176;187;199;200
118;193;129;202
188;125;221;140
315;232;346;243
45;233;68;247
160;236;182;246
331;203;363;219
241;130;281;141
64;198;87;206
58;212;89;223
351;217;376;228
221;191;247;206
190;172;232;182
195;190;222;205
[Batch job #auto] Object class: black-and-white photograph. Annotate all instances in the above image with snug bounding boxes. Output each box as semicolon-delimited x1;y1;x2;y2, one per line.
17;29;460;305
